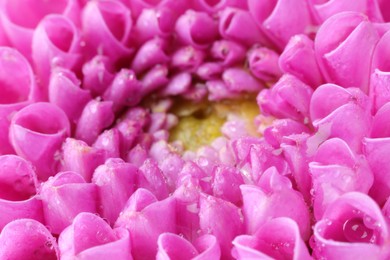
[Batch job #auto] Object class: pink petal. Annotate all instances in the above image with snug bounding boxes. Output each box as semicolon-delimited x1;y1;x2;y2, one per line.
314;11;379;93
312;103;372;152
196;62;223;80
247;46;282;82
258;74;313;122
312;0;383;23
198;193;244;259
0;47;37;155
75;99;115;145
82;0;133;64
210;40;246;67
59;212;132;259
310;138;374;219
133;7;176;44
141;65;170;97
32;14;82;99
279;34;323;87
241;167;311;240
103;69;142;111
92;158;138;225
310;84;371;122
219;8;264;47
40;171;98;234
61;138;106;182
138;159;170;200
175;10;218;49
131;37;170;74
157;233;198;260
212;165;244;205
312;192;390;259
0;155;43;230
93;128;122;159
9;102;70;180
0;219;59;259
193;234;221;260
233;218;311;260
248;0;312;49
223;67;264;93
0;0;80;61
115;189;176;260
48;68;91;124
82;55;115;97
171;46;205;72
364;137;390;205
192;0;247;13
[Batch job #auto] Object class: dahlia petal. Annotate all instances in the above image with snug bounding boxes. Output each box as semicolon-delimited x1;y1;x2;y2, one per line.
310;84;371;122
193;234;221;260
134;7;176;44
370;29;390;112
48;68;91;124
157;233;198;260
0;47;37;154
248;0;312;49
9;102;70;180
0;155;43;230
0;219;59;259
115;189;176;260
258;74;313;122
371;102;390;138
103;69;142;111
219;8;264;47
192;0;247;13
40;171;98;234
139;159;170;200
314;12;379;93
363;137;390;205
171;46;205;72
61;138;106;182
75;99;115;145
247;46;282;82
160;72;192;96
263;119;310;148
312;192;390;259
114;118;143;157
212;165;244;205
173;177;201;242
0;0;80;61
210;40;246;67
59;212;132;259
223;67;264;93
175;10;218;49
279;34;323;87
206;80;241;101
310;138;374;219
313;103;372;152
82;55;115;97
233;218;311;260
32;14;82;99
141;65;170;97
93;128;122;159
81;0;133;63
281;133;313;202
131;37;170;74
128;0;189;19
92;158;138;225
241;167;311;240
198;193;244;259
312;0;383;23
195;62;223;80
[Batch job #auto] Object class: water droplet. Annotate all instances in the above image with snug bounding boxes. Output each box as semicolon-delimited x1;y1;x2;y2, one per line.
343;217;374;243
